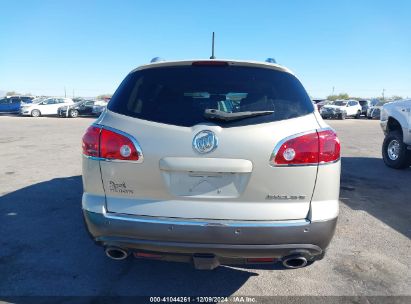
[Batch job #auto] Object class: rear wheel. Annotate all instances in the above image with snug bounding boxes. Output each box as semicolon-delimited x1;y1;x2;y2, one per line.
382;131;411;169
355;111;361;119
339;112;346;120
31;109;41;117
69;109;79;118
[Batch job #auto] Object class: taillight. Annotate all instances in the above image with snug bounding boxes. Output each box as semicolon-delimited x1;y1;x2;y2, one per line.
318;130;340;163
270;129;340;166
82;125;142;162
82;126;100;157
100;128;139;161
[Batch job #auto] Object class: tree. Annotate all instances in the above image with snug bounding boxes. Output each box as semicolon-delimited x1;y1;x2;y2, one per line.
96;94;112;100
6;91;20;96
326;93;349;101
391;95;403;101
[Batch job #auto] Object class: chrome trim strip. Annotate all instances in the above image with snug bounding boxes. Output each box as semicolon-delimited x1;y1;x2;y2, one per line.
269;127;340;167
83;155;104;161
83;124;144;163
103;209;310;228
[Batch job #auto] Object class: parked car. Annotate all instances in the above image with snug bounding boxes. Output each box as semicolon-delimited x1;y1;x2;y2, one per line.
73;97;85;103
0;98;21;113
20;97;74;117
8;95;35;103
358;99;377;116
0;96;35;113
367;100;390;119
81;59;341;270
316;100;332;111
58;99;96;118
17;96;35;104
91;100;108;116
380;99;411;169
320;99;362;119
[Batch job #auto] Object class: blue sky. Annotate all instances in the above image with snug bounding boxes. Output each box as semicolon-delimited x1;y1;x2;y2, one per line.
0;0;410;98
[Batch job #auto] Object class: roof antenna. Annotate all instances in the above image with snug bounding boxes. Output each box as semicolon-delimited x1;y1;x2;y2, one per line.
210;32;216;59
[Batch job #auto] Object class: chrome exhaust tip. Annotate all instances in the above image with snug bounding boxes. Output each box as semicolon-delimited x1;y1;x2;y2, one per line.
105;247;129;260
282;255;308;269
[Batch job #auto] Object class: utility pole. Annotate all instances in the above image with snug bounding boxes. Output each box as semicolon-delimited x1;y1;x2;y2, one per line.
382;88;385;100
64;86;66;98
332;86;335;95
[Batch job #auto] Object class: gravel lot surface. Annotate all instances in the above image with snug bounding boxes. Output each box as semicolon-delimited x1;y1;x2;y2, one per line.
0;115;410;298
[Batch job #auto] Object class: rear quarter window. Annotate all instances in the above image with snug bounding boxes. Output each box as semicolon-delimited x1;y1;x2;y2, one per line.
108;65;314;127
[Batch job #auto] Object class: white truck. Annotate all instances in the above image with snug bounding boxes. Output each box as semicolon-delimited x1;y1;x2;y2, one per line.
380;99;411;169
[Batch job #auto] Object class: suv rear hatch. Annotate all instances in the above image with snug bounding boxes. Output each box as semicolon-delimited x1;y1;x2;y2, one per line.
97;61;323;221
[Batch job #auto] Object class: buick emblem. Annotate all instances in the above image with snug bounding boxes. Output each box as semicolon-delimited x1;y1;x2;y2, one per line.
192;130;218;154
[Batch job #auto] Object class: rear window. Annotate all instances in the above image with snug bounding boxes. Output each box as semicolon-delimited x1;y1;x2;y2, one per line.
333;101;347;106
108;65;314;127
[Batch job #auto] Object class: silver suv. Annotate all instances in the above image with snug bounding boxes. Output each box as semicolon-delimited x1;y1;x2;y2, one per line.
82;59;341;270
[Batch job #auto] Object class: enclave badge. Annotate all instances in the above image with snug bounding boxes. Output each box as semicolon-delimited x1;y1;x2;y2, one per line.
192;130;218;154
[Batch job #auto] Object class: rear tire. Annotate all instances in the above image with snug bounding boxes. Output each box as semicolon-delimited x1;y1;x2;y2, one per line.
339;112;346;120
69;109;79;118
355;111;361;119
31;109;41;117
382;131;411;169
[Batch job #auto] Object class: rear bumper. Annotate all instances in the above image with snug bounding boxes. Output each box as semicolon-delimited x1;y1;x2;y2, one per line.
83;209;337;259
58;111;68;117
0;111;19;114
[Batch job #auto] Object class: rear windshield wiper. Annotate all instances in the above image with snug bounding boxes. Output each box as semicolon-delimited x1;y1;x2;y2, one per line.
204;109;274;121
